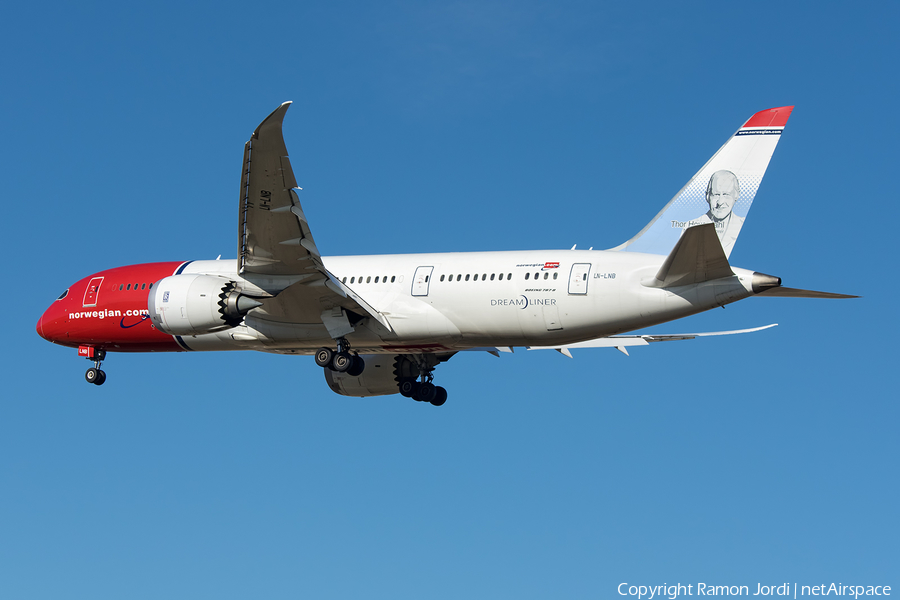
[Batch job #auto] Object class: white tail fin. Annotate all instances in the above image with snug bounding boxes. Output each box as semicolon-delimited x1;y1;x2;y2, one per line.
613;106;794;259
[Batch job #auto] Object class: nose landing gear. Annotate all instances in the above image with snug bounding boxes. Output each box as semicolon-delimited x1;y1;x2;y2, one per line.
79;346;107;385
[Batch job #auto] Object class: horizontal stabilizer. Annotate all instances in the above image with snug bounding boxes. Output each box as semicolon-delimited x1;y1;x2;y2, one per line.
757;287;859;299
650;223;734;287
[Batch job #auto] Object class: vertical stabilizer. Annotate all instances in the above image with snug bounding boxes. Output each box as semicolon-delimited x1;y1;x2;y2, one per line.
613;106;793;259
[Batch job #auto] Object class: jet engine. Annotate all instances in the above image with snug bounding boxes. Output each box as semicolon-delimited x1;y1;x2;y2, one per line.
324;354;402;397
148;274;262;336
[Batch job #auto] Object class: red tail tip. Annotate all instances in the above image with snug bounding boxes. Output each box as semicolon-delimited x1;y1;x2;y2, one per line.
743;106;794;129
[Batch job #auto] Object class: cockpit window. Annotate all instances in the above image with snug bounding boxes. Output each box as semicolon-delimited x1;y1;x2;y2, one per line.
56;289;69;301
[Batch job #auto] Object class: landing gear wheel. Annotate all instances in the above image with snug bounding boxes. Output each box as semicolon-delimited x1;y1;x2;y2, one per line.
430;386;447;406
85;368;100;384
95;370;107;385
315;347;334;368
414;382;437;404
399;379;418;398
331;351;352;373
347;355;365;377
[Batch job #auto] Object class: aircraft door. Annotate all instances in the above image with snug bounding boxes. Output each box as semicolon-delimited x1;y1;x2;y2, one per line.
568;264;591;295
411;266;434;296
83;276;104;307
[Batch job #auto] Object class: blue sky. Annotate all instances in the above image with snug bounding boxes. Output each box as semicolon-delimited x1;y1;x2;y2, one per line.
3;1;897;598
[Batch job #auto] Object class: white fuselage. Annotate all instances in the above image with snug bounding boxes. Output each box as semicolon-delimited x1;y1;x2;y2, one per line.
173;250;756;354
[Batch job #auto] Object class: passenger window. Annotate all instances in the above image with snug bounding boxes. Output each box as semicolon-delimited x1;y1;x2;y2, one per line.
350;277;355;284
149;283;153;289
525;273;529;280
465;274;470;281
126;284;131;290
142;283;147;289
481;274;486;281
391;276;396;283
119;284;124;291
342;277;347;284
543;273;548;280
553;273;558;280
490;273;495;281
508;273;512;280
375;276;380;283
456;275;461;281
440;275;445;282
366;276;371;283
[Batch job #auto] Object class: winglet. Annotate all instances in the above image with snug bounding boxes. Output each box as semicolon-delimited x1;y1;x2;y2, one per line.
252;101;292;141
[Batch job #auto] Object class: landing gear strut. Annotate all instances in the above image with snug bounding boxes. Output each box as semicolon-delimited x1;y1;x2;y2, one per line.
315;338;365;376
395;355;448;406
81;347;107;386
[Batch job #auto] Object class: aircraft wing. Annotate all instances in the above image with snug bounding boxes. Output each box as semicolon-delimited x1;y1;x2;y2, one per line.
238;101;315;276
237;102;392;335
524;324;778;357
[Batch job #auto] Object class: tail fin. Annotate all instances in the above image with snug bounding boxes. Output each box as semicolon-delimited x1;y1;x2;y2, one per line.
613;106;794;259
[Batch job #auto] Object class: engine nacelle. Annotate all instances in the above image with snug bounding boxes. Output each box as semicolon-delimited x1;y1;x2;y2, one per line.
324;354;402;397
149;274;261;336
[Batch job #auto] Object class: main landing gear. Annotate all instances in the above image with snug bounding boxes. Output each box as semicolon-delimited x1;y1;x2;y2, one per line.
394;355;448;406
315;338;365;377
81;347;107;386
398;377;448;406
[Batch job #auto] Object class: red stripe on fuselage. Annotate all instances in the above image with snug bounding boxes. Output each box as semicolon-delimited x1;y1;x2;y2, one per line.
37;262;186;352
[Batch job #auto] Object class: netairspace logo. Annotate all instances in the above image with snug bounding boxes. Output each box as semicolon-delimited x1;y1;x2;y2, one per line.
617;583;892;599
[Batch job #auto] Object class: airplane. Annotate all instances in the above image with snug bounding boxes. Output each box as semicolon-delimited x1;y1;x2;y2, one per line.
36;103;855;406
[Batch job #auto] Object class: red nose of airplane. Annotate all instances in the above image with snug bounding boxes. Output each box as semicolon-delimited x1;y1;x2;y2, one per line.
36;302;68;344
